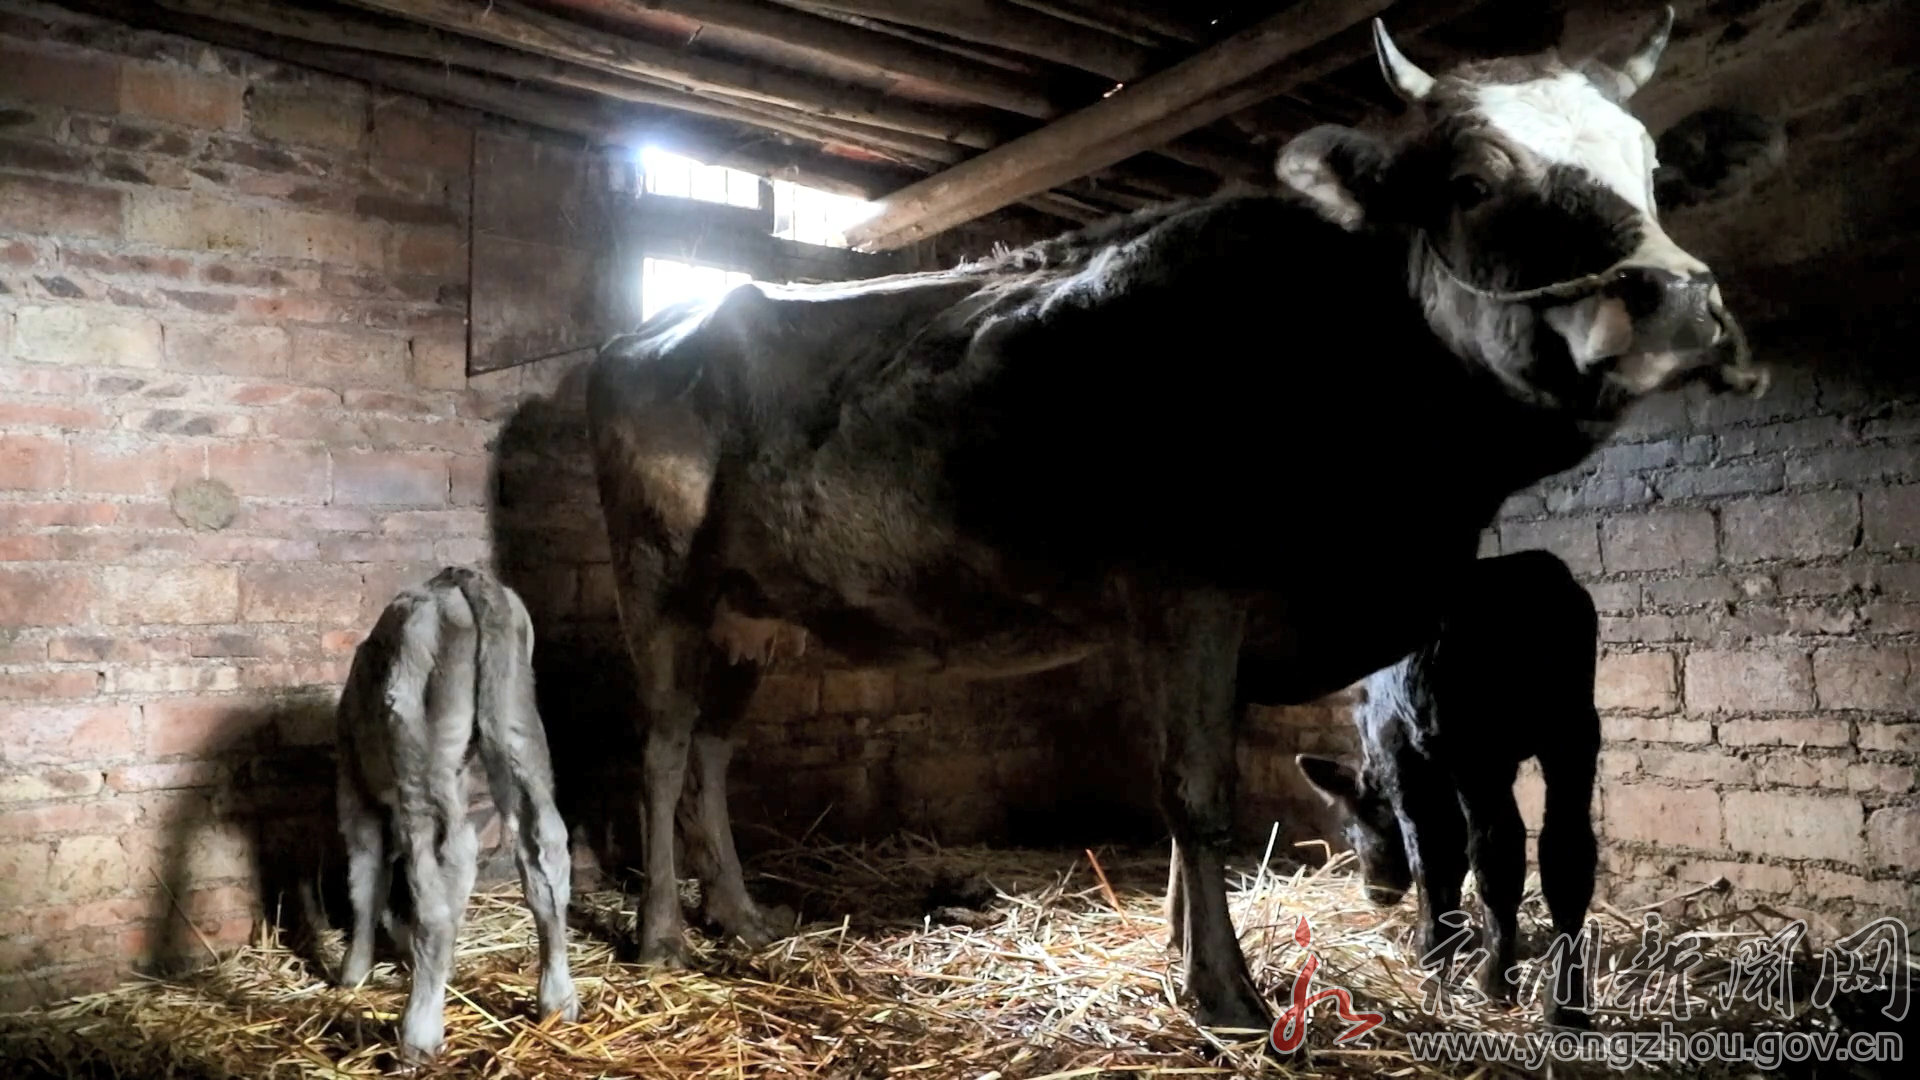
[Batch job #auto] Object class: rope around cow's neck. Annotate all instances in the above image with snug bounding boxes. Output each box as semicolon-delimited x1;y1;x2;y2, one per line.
1417;231;1627;304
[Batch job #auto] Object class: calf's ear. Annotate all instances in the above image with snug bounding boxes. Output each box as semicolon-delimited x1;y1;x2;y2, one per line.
1654;105;1787;211
1296;753;1363;804
1276;125;1399;231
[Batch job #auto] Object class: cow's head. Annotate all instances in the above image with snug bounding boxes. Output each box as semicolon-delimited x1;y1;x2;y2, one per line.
1276;6;1778;421
1296;753;1412;906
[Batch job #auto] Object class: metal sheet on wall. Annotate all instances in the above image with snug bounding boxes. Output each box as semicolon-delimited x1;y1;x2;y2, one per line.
469;130;643;375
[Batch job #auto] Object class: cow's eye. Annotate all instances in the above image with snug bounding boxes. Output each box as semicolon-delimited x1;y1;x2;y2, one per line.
1451;173;1493;208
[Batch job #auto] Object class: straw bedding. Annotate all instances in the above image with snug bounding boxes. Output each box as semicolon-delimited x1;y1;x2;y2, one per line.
0;831;1900;1079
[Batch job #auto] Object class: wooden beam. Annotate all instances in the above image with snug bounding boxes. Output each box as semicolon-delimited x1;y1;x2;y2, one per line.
336;0;1010;148
63;0;918;200
789;0;1157;82
1001;0;1165;49
616;1;1063;117
845;0;1393;249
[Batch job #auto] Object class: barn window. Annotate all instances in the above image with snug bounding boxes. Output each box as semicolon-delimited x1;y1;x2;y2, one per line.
640;257;754;323
771;179;876;249
639;146;761;209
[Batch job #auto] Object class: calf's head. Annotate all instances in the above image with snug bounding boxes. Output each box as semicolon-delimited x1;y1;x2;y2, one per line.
1277;6;1780;420
1295;753;1412;906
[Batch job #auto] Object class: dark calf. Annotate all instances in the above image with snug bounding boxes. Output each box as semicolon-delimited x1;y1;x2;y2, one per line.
335;567;579;1063
1297;550;1600;1026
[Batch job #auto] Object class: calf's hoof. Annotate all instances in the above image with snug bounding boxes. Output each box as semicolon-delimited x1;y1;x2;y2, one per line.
539;974;580;1024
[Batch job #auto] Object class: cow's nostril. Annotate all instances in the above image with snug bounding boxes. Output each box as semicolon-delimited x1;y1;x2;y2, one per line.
1610;266;1678;320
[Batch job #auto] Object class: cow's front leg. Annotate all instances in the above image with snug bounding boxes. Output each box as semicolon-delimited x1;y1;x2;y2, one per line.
1125;585;1269;1034
634;627;699;969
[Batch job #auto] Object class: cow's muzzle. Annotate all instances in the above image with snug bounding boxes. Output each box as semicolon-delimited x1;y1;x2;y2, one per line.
1545;266;1767;397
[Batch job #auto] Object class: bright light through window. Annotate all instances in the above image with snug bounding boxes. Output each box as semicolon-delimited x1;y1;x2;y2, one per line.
640;146;761;209
772;179;877;249
641;257;753;323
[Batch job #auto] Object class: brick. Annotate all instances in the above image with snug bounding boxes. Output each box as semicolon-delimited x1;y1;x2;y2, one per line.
0;43;121;112
1862;486;1920;551
1586;581;1639;613
205;442;328;500
144;699;271;758
1723;790;1863;864
1684;650;1813;713
1716;417;1848;459
1848;763;1913;794
1639;749;1752;785
161;323;289;378
1642;576;1739;608
0;670;99;700
1754;754;1848;789
246;84;366;149
1595;652;1677;712
331;450;448;506
1779;566;1870;597
1787;446;1917;488
1814;647;1919;711
1601;510;1716;573
291;326;408;387
126;191;262;252
12;305;163;367
102;664;241;696
1603;783;1721;849
822;670;896;715
1857;722;1920;753
0;434;64;491
450;455;491;507
371;105;472;173
262;210;386;267
1720;492;1860;564
69;438;201;496
1674;858;1798;895
0;797;137;839
1653;462;1783;501
119;63;243;130
239;566;363;625
1496;516;1600;575
97;566;239;625
1865;807;1920;871
409;331;467;390
0;401;112;430
394;226;466;278
0;770;105;803
1545;473;1654;514
0;705;138;765
1718;717;1850;748
45;834;136;902
0;568;91;627
0;174;122;238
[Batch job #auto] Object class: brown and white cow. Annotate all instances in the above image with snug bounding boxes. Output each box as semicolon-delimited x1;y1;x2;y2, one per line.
585;6;1778;1033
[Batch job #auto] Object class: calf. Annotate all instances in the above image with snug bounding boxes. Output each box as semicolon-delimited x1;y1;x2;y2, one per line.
335;567;578;1063
1297;550;1600;1026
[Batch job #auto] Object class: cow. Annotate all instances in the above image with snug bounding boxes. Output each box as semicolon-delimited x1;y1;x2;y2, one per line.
1295;550;1601;1028
335;567;578;1064
584;6;1776;1033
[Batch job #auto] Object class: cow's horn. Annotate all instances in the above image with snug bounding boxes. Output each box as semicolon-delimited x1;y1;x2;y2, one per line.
1372;19;1435;102
1617;5;1674;96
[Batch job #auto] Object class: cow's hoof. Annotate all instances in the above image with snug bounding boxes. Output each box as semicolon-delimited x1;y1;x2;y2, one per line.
637;935;691;970
1195;994;1272;1037
1546;1002;1592;1029
539;973;579;1024
397;1042;439;1068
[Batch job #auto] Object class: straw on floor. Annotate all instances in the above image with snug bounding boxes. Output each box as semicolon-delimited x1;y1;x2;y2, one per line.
0;831;1898;1079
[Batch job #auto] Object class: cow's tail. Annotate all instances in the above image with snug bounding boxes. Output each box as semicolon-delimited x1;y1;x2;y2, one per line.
446;567;524;752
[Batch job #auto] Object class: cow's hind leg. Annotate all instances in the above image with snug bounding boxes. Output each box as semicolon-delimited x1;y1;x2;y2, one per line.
1125;586;1267;1034
1165;837;1187;954
1537;734;1598;1026
677;659;776;948
475;682;579;1022
1458;762;1525;1005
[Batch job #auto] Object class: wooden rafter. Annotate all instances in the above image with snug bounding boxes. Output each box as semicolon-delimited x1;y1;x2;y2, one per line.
844;0;1396;249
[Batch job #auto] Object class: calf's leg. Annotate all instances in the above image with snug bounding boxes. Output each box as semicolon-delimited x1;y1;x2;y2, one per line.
1125;586;1267;1033
1394;762;1469;964
396;787;479;1063
337;769;388;988
1165;837;1187;953
476;702;579;1022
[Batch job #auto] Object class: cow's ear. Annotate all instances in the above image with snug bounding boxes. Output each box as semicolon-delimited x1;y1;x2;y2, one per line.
1276;125;1399;231
1653;105;1787;211
1296;753;1363;805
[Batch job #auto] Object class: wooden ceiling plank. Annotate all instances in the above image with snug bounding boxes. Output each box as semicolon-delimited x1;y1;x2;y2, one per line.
844;0;1394;249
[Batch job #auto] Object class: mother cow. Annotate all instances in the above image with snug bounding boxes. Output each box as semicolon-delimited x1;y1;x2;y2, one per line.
586;8;1773;1032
